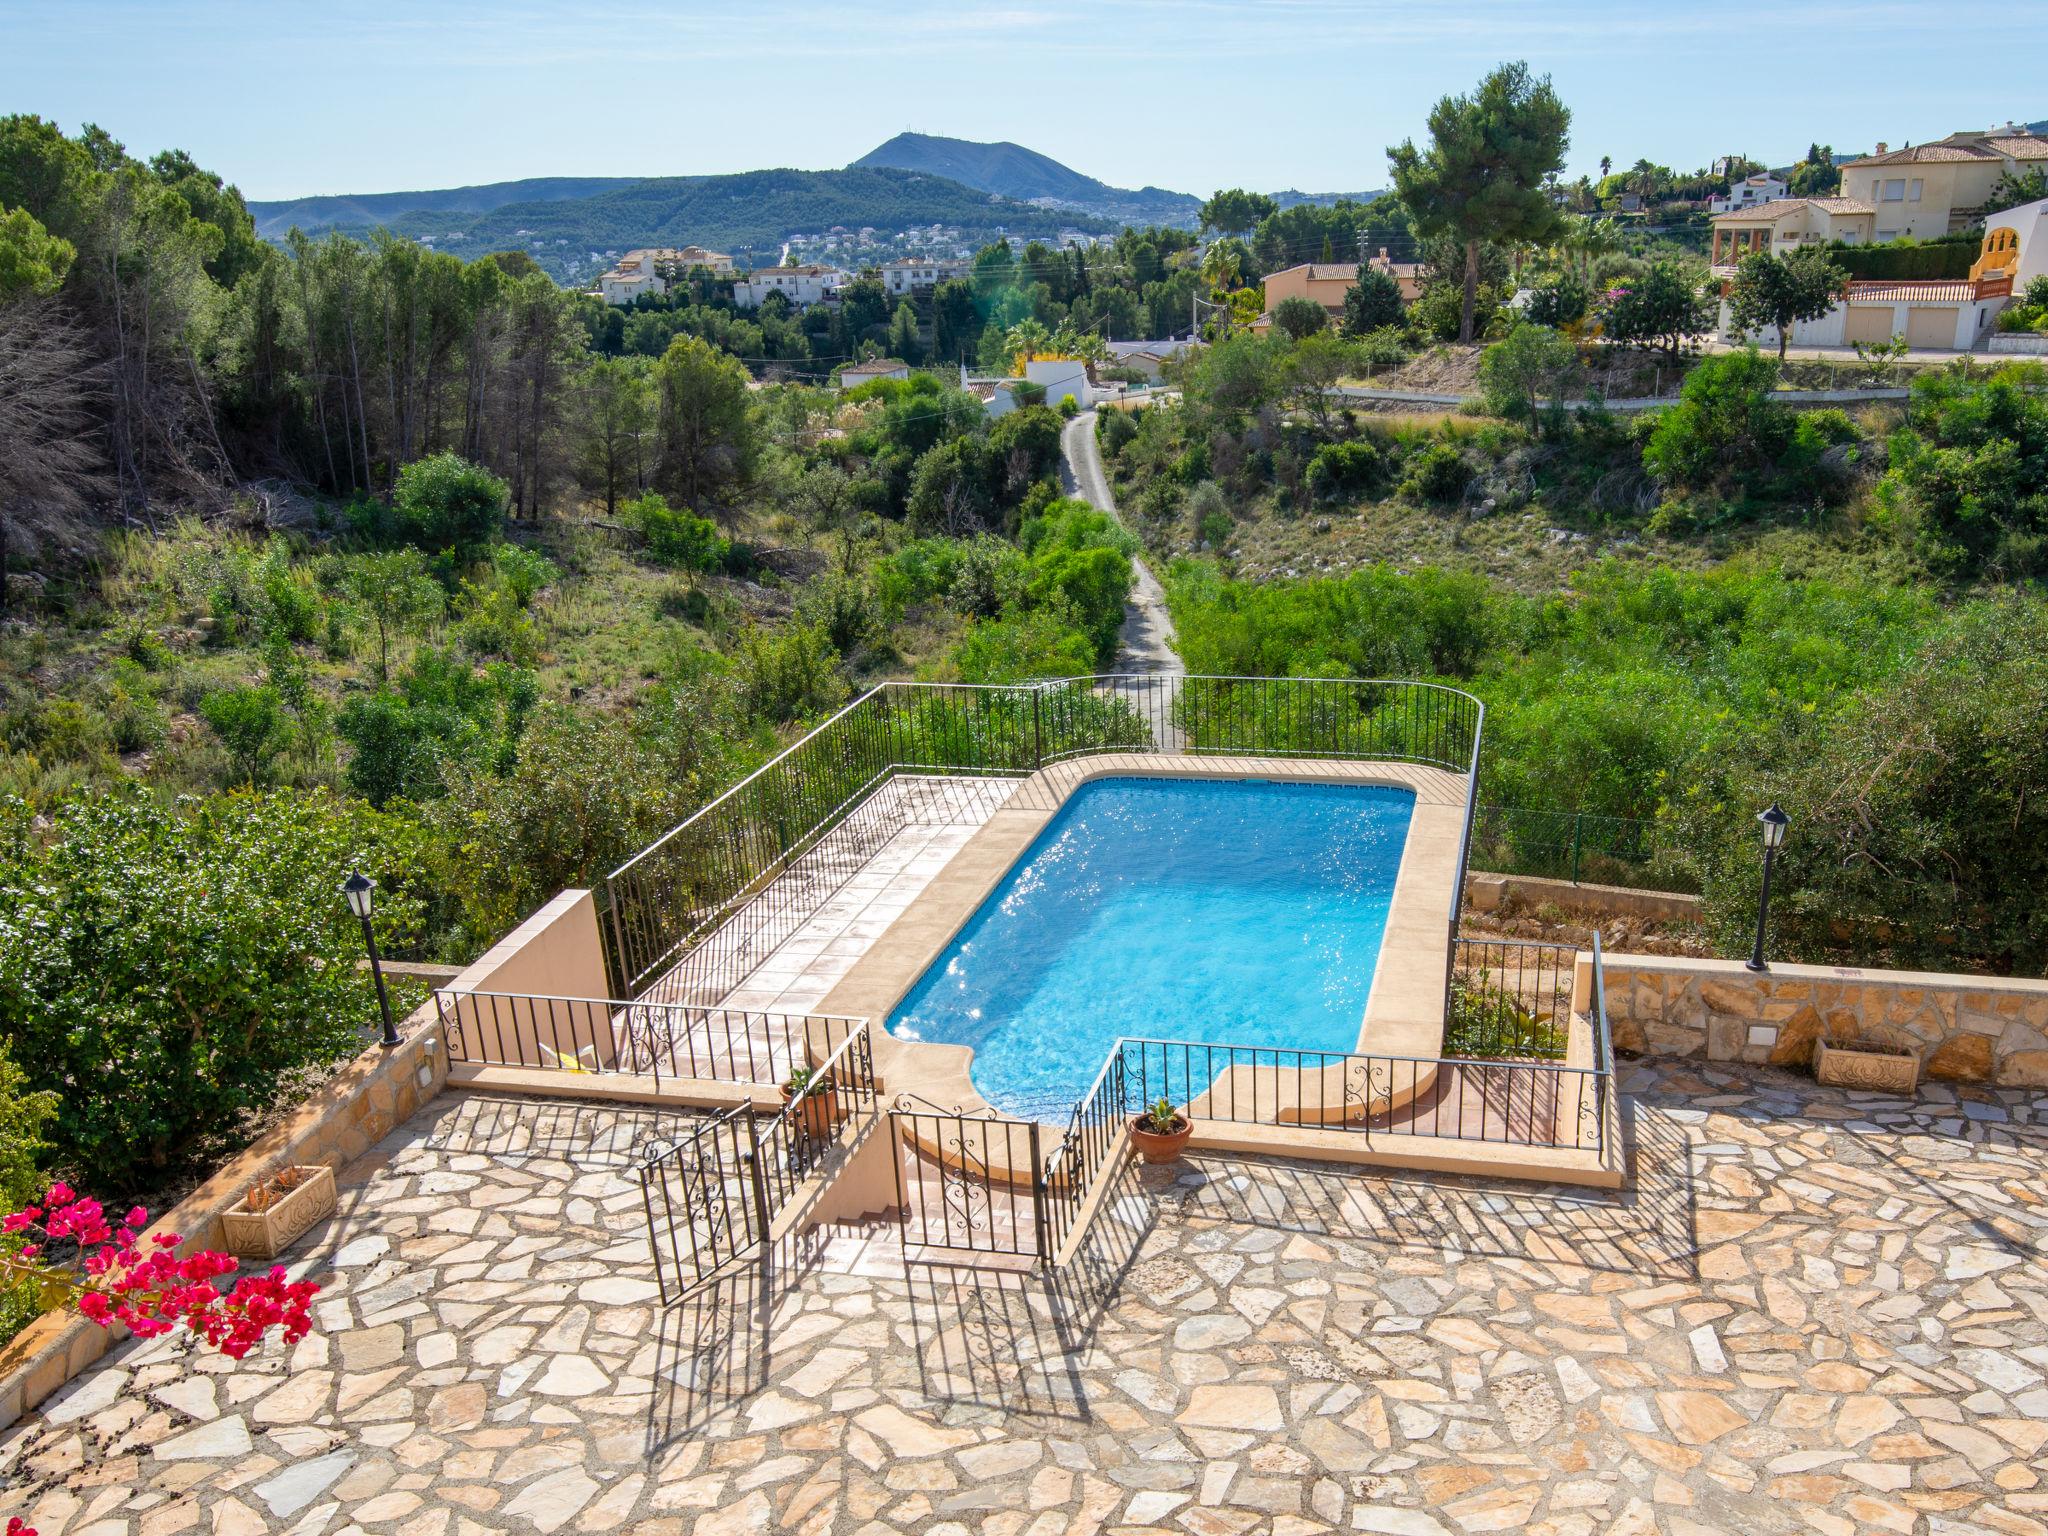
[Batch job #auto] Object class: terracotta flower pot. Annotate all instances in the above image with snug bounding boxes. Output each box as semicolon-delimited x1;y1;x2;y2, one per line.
1130;1114;1192;1165
220;1165;337;1260
782;1081;843;1140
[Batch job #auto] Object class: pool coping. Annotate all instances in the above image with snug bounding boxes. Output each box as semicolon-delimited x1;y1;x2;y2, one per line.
818;754;1470;1130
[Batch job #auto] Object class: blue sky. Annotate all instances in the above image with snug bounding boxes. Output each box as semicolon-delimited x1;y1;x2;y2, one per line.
0;1;2036;201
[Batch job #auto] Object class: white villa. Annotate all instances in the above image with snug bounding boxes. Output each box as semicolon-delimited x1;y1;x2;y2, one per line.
596;246;735;305
1709;173;1788;215
877;260;971;297
732;264;850;307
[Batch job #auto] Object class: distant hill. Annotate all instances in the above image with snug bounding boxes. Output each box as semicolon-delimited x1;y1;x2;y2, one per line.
246;177;643;241
362;167;1112;278
1270;188;1389;211
853;133;1203;226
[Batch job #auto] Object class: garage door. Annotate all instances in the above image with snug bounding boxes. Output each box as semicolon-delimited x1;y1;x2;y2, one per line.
1905;307;1954;349
1844;306;1894;345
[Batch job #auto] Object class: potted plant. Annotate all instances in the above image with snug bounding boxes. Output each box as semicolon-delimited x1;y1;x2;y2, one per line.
220;1165;338;1260
781;1065;843;1140
1814;1026;1920;1096
1130;1097;1192;1165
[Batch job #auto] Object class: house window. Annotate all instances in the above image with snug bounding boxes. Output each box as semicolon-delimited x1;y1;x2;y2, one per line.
1909;180;1922;202
1883;179;1906;202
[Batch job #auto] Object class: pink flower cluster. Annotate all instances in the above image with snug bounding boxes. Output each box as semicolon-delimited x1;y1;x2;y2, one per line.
2;1183;318;1361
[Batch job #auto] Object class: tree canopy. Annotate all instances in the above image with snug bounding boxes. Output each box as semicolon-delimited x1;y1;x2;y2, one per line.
1387;62;1570;343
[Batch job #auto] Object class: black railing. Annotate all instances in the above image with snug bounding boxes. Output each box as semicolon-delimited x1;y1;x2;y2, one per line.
890;1107;1045;1258
1039;1046;1130;1259
1445;939;1577;1060
636;1020;879;1304
753;1019;878;1214
638;1105;769;1304
604;675;1483;1000
1120;1036;1608;1153
435;989;867;1090
1468;805;1695;893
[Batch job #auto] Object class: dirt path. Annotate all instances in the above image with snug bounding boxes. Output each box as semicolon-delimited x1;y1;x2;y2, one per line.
1061;411;1182;676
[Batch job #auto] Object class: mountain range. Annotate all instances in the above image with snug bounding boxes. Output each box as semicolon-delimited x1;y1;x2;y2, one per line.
243;134;1388;281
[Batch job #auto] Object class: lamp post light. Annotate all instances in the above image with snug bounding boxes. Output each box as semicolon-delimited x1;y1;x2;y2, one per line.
1745;804;1790;973
345;871;401;1048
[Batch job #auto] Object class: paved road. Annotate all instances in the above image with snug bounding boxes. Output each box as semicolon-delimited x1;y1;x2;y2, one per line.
1061;410;1182;676
1327;382;1913;413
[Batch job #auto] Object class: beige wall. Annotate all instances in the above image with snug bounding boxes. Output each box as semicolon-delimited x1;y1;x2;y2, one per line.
1597;952;2048;1086
1262;266;1354;316
433;889;617;1070
1843;161;2005;240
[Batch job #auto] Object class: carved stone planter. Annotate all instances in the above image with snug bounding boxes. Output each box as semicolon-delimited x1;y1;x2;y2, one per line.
219;1165;337;1260
1815;1041;1919;1096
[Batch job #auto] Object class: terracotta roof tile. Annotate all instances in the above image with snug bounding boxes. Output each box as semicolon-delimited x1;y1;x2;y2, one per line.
1847;280;1976;303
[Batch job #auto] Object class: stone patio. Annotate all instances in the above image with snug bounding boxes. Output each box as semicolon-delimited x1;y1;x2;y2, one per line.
4;1059;2046;1535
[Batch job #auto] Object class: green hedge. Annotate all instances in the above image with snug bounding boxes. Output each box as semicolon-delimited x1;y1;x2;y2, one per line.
1827;240;1977;282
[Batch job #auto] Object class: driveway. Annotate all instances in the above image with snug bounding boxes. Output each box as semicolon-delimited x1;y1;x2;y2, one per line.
1061;410;1182;677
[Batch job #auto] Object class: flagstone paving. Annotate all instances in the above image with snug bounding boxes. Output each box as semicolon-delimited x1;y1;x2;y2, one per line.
3;1059;2046;1535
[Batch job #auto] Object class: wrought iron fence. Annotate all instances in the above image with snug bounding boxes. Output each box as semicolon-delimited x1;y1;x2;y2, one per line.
1120;1037;1608;1153
1038;1047;1130;1259
635;1020;880;1303
638;1104;769;1304
434;989;867;1090
890;1107;1046;1258
752;1019;878;1214
603;675;1483;1000
1467;805;1695;893
1445;939;1577;1060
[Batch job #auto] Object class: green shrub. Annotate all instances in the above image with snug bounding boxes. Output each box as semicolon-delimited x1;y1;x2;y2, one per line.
0;1038;57;1208
946;608;1097;684
738;622;846;724
1305;440;1389;502
426;688;743;950
389;454;510;557
1642;349;1789;490
490;543;561;606
626;493;729;572
1342;268;1406;335
0;788;429;1191
1186;482;1233;547
1096;409;1138;458
1400;439;1472;503
200;686;292;784
1524;273;1590;329
1272;296;1329;340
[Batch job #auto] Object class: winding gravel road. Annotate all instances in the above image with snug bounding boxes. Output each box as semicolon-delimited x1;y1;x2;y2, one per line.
1060;410;1182;676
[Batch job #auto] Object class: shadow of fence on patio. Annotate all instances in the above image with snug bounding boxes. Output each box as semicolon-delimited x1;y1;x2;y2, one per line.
420;1092;706;1168
899;1155;1155;1421
1155;1101;1698;1280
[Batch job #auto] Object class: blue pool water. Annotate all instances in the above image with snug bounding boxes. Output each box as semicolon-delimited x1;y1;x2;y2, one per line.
887;777;1414;1115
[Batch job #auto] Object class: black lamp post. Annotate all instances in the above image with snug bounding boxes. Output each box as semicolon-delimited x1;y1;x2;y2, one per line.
345;872;401;1048
1745;804;1790;973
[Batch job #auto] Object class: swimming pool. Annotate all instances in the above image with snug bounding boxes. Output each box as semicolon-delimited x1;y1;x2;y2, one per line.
886;776;1415;1116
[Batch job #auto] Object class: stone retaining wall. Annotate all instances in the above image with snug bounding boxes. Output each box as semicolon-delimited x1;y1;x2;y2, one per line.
0;888;609;1429
1597;952;2048;1086
0;1019;447;1430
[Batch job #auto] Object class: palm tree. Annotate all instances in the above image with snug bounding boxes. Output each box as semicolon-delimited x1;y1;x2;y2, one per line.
1599;155;1612;182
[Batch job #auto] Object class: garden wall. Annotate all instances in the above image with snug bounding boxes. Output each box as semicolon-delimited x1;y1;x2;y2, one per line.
1595;952;2048;1086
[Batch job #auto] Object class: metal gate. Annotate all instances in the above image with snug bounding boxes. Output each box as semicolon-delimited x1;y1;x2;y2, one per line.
638;1105;773;1303
891;1109;1047;1260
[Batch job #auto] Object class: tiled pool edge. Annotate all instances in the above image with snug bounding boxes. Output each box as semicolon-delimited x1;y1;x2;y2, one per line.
818;754;1472;1122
